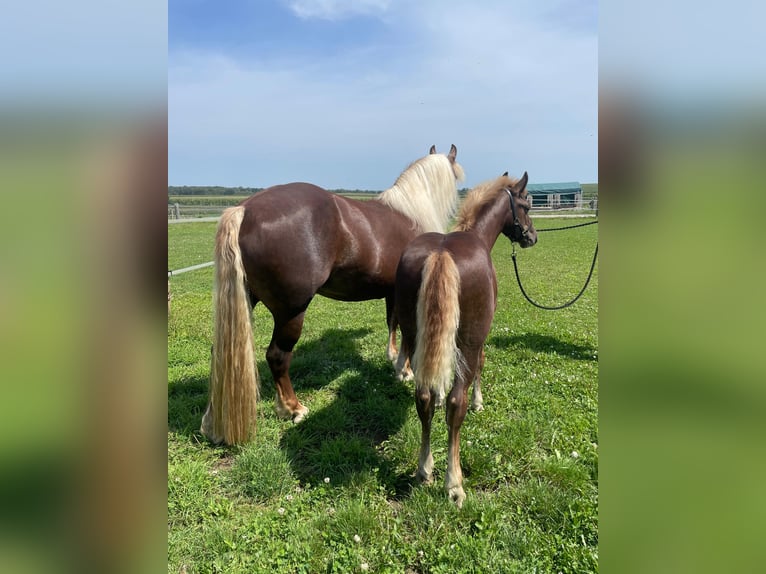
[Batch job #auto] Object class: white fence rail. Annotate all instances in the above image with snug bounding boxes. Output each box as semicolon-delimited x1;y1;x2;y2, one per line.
168;197;598;221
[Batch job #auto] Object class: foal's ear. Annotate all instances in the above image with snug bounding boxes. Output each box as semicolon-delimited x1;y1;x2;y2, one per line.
429;145;437;154
448;144;457;163
502;171;508;177
513;171;529;192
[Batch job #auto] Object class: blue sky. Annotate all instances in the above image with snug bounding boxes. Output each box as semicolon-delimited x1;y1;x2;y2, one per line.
169;0;598;189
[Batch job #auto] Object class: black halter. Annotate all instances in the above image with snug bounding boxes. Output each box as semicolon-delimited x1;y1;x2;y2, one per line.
505;188;530;242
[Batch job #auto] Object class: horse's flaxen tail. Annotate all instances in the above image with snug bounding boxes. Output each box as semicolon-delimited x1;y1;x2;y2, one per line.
201;205;259;445
412;251;464;402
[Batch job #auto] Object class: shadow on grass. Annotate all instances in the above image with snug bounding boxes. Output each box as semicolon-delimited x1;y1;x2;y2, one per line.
168;372;209;438
488;332;597;361
167;327;379;439
275;327;416;497
169;327;417;497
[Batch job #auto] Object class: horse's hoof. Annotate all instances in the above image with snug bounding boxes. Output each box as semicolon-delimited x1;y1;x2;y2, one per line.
275;401;308;422
200;406;224;444
292;406;309;424
471;403;484;412
397;369;414;382
448;486;466;508
416;470;433;485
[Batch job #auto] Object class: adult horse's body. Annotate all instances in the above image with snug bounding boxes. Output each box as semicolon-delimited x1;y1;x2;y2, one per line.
394;172;537;507
202;146;464;445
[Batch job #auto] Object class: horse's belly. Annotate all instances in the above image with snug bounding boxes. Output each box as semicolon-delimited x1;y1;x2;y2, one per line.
317;273;389;301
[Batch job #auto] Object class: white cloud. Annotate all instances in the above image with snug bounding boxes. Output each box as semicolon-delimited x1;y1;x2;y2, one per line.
169;1;597;187
284;0;392;20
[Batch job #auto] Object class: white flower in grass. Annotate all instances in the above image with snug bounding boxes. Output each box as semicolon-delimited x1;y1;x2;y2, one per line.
324;477;331;483
277;507;285;515
353;534;361;543
417;550;424;558
285;494;293;501
571;451;580;458
360;563;369;571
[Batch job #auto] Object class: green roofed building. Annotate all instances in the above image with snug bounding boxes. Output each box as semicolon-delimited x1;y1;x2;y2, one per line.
527;182;582;209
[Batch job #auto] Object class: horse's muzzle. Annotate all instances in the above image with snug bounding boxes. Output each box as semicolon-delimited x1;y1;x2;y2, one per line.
521;229;538;247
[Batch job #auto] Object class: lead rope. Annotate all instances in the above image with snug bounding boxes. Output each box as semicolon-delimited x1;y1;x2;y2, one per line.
511;220;598;310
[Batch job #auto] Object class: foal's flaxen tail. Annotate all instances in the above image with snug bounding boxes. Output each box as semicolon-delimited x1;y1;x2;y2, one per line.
412;251;464;402
201;206;259;445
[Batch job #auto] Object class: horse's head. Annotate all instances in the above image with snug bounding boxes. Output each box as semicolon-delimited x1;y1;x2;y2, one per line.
430;144;464;183
501;171;537;248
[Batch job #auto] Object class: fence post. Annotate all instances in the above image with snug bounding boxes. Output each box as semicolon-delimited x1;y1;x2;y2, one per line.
173;203;181;219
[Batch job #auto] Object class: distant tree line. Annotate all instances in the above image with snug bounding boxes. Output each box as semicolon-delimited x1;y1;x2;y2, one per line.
169;185;474;197
169;186;263;196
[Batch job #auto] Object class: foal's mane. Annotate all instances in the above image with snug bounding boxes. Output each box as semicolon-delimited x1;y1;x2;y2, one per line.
452;174;518;232
377;153;465;233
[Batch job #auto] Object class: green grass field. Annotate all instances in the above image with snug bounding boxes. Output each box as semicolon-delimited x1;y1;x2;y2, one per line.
168;218;598;573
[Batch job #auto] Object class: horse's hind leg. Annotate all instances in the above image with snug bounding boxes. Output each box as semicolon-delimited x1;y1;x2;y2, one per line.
415;385;436;484
267;310;310;423
470;348;486;412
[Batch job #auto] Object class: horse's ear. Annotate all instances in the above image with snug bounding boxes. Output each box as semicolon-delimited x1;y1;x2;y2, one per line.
515;171;529;191
429;145;437;154
502;171;508;177
448;144;457;163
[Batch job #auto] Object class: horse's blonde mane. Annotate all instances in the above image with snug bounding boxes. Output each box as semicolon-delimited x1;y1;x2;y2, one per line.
377;154;465;233
452;174;518;232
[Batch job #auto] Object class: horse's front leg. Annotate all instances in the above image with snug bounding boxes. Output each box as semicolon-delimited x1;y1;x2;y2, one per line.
267;309;310;423
387;294;414;380
385;294;399;363
470;348;486;412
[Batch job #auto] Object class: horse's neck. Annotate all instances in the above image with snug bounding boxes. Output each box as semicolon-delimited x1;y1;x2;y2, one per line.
470;194;508;249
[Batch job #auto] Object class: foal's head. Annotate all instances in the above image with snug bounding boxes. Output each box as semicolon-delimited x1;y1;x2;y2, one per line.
500;172;537;248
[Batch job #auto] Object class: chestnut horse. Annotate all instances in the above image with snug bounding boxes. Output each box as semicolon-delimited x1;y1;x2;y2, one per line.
394;172;537;507
202;145;464;445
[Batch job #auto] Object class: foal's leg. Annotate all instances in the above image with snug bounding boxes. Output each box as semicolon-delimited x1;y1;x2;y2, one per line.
470;348;486;412
267;310;310;423
395;355;414;382
389;294;414;381
415;385;437;484
445;351;481;508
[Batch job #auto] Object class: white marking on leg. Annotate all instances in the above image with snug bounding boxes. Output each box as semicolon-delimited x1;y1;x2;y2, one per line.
445;461;465;508
471;385;484;412
292;404;309;423
417;445;434;485
395;353;413;381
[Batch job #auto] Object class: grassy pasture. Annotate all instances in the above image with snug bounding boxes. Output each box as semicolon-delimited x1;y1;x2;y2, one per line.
168;217;598;573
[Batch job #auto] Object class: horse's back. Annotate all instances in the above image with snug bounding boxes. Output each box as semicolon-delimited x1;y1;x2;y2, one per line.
237;183;420;305
237;183;343;306
398;232;495;290
396;231;497;347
